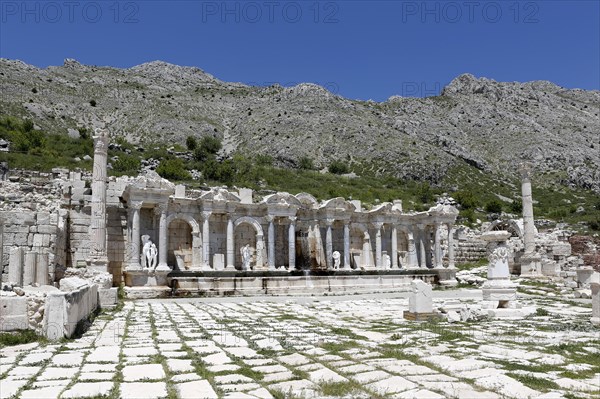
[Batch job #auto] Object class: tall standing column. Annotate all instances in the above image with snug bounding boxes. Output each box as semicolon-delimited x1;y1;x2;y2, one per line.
374;223;382;269
447;223;456;269
126;201;143;271
226;217;234;269
156;203;169;271
267;215;275;270
434;222;443;268
288;217;296;270
202;211;211;270
418;224;427;268
519;162;541;276
325;219;334;269
391;224;398;269
88;128;109;272
343;221;350;270
520;163;536;255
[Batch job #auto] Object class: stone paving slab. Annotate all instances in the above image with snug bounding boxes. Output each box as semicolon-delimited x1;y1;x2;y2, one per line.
1;294;597;399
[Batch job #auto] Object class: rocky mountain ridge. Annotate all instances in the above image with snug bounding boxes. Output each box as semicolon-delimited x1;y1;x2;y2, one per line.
0;58;598;192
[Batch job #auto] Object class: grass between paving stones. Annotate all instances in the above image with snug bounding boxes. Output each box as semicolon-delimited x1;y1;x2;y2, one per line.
317;380;369;397
506;372;560;392
329;327;369;340
319;340;361;354
148;306;178;399
171;304;225;395
11;353;53;398
0;330;47;348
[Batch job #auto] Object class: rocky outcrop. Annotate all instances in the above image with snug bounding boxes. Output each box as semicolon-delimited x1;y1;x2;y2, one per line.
0;59;598;191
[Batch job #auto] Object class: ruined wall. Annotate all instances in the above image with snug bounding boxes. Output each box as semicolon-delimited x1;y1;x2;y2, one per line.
65;177;128;285
0;209;67;286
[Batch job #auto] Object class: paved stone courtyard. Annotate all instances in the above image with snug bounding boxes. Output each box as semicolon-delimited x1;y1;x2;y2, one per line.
1;290;598;399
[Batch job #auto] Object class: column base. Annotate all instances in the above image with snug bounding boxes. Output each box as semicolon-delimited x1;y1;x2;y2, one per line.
87;257;109;273
124;269;170;287
155;264;171;272
520;253;542;277
124;263;143;272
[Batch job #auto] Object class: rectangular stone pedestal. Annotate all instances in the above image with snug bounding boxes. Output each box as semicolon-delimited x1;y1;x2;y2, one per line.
403;311;439;321
124;269;169;287
98;287;118;309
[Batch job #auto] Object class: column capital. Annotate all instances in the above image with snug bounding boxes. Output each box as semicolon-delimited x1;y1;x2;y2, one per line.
129;200;143;210
325;218;335;226
288;216;297;223
266;214;275;223
202;211;212;219
154;202;168;215
372;222;383;230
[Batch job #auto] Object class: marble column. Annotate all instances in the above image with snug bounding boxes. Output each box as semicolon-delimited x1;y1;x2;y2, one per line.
88;128;109;271
520;162;536;255
447;223;456;269
519;162;541;276
8;247;23;286
343;221;350;270
36;252;49;285
418;224;427;268
23;252;36;286
226;217;234;269
202;211;211;269
156;203;169;271
126;201;143;271
267;216;275;270
325;219;334;269
434;222;443;268
391;224;398;269
374;223;383;269
256;233;265;270
288;217;296;270
406;232;419;269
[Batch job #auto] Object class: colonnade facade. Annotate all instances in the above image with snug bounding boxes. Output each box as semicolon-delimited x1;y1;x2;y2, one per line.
122;183;458;273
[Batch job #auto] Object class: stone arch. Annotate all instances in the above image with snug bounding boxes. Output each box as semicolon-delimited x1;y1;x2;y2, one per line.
487;219;523;238
234;216;265;269
166;213;201;270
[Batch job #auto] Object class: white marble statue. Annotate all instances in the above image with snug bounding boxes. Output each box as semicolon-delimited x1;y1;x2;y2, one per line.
241;244;252;271
332;251;341;269
383;253;391;269
141;235;158;270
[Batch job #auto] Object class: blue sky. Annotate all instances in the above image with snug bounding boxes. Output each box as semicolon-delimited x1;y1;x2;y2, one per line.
1;1;598;101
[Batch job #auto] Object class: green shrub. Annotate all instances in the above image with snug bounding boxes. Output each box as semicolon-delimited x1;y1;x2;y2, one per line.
298;156;314;170
255;154;273;166
199;136;222;154
460;208;475;223
510;199;523;214
112;154;141;174
156;158;190;181
328;160;349;175
454;190;478;209
485;199;503;213
416;182;433;203
185;135;197;151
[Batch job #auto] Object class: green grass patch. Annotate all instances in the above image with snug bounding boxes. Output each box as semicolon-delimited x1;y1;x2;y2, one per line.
0;330;46;348
506;372;560;391
320;340;361;354
317;381;367;397
329;327;368;340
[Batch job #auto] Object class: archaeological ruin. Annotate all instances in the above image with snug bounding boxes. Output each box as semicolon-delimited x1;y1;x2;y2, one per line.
1;127;598;341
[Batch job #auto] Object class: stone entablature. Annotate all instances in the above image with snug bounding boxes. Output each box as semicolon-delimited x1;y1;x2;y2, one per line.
119;178;459;279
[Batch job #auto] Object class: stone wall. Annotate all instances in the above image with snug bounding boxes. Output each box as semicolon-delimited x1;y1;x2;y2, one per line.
64;177;129;285
0;209;67;285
